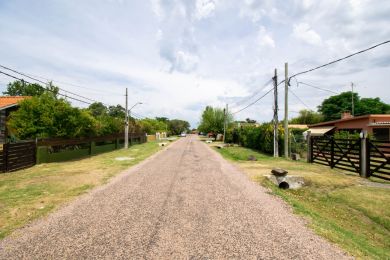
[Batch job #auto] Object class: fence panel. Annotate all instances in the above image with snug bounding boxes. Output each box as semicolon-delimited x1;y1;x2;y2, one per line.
1;141;36;172
311;136;361;174
368;140;390;181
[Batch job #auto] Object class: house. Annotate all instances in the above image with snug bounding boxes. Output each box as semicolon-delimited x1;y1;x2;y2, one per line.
307;112;390;141
0;96;30;143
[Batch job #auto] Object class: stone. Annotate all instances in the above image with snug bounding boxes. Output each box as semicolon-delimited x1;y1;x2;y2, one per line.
247;155;257;161
271;168;288;177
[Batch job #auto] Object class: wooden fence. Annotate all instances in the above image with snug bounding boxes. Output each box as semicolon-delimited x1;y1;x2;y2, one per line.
0;132;147;173
368;140;390;181
0;141;36;172
309;136;390;181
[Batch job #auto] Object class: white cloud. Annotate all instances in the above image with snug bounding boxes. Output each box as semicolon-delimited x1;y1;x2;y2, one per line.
257;27;275;48
174;51;199;72
293;22;322;46
195;0;217;20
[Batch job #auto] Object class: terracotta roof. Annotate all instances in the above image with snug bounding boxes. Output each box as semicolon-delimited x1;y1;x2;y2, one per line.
0;96;30;109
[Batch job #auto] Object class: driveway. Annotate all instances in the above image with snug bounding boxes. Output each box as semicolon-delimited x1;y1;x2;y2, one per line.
0;135;350;259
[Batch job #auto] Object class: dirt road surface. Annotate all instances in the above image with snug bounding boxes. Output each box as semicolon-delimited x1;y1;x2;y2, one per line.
0;135;350;259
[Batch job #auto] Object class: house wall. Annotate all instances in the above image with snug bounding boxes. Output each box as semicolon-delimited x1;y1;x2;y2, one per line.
334;117;370;132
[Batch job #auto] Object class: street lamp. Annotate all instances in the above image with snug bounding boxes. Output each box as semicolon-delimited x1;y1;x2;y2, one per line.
125;101;142;149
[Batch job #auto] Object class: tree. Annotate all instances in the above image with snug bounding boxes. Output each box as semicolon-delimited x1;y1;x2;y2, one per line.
290;109;324;124
198;106;233;137
88;102;107;117
7;93;96;139
168;119;190;135
156;117;169;123
318;91;390;121
356;98;390;115
3;80;59;97
108;105;126;118
95;115;123;136
138;118;167;134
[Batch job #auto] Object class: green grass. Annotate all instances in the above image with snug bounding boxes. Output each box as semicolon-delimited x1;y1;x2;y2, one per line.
215;145;390;259
0;141;167;239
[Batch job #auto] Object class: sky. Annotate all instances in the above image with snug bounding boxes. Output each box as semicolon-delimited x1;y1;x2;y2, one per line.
0;0;389;127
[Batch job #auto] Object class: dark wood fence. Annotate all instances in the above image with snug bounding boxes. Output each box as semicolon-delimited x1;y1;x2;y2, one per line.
311;136;361;174
0;132;147;174
0;141;36;173
310;136;390;181
368;140;390;181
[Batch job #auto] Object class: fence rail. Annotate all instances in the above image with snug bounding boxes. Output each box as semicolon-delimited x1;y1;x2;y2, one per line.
0;132;147;174
0;141;36;172
368;140;390;181
309;136;390;181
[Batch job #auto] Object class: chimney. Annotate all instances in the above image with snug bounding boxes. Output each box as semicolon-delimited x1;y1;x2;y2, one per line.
341;111;352;119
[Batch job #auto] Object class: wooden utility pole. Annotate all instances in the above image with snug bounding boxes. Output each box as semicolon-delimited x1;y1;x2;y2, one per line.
273;69;278;157
284;62;289;158
124;88;129;149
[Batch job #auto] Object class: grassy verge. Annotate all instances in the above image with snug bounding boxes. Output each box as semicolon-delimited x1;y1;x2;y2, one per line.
0;141;168;239
215;145;390;259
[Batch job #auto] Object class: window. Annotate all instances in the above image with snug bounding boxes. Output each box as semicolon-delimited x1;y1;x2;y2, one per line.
373;128;390;141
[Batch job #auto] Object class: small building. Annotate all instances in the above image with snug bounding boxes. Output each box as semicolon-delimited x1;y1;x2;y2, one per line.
0;96;30;143
307;112;390;141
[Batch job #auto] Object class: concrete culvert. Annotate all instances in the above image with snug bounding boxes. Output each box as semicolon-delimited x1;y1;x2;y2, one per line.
279;181;290;189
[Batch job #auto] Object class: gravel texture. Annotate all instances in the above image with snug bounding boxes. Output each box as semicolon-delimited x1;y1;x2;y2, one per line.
0;135;351;259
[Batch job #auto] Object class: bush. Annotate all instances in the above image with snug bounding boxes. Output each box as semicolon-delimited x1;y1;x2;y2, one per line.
226;123;286;155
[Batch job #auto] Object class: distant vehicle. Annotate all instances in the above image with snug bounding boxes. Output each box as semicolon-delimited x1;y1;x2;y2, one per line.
180;132;187;137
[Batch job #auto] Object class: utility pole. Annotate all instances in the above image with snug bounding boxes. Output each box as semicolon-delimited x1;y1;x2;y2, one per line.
284;62;289;159
351;82;354;116
273;68;278;157
223;104;228;143
124;88;129;149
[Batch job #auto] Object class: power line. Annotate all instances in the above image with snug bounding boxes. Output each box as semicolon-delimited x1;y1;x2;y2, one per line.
0;70;92;105
0;64;110;105
288;87;311;110
290;40;390;78
231;87;274;115
230;78;273;107
297;81;339;94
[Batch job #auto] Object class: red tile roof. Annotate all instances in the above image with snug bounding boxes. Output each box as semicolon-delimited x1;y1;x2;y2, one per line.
0;96;31;109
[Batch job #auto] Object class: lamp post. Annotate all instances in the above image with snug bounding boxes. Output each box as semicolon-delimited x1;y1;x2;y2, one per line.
125;101;142;149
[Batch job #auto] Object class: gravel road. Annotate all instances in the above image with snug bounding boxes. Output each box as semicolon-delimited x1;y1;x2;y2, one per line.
0;135;351;259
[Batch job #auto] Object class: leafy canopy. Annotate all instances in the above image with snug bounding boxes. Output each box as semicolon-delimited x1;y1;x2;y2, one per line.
3;80;59;97
8;93;96;139
168;119;190;135
290;109;324;124
318;91;390;121
198;106;233;134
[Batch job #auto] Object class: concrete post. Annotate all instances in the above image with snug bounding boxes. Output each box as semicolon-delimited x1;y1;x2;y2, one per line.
306;131;312;163
360;130;368;178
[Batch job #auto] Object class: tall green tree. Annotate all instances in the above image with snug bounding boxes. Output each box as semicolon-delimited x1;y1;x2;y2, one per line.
290;109;324;124
138;118;167;134
88;102;107;117
168;119;190;135
8;93;96;139
108;105;125;118
198;106;233;136
318;91;390;121
3;80;59;97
